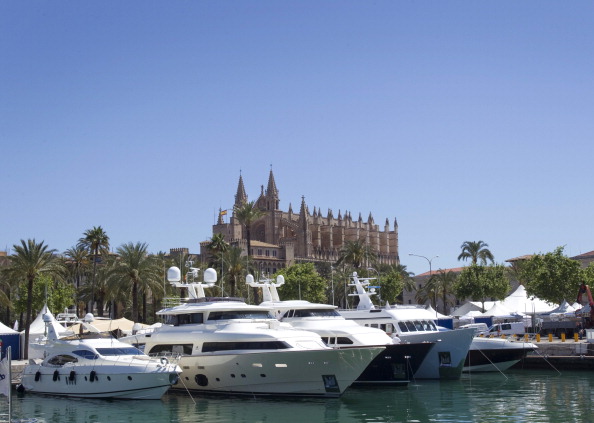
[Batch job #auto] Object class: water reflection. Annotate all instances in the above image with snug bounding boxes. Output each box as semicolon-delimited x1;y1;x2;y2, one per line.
1;371;593;423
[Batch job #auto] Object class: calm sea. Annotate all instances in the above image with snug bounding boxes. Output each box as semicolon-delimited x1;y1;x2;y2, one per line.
1;369;592;423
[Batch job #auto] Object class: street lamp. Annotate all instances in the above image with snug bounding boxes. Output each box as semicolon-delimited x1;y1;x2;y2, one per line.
331;266;335;306
409;253;439;315
367;267;381;304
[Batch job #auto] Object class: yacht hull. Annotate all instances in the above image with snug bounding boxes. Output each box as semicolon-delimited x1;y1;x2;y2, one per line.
464;338;536;372
172;347;384;397
398;329;475;379
352;342;434;385
20;365;178;399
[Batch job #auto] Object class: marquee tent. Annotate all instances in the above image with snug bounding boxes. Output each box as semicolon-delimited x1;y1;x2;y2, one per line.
450;302;483;317
482;302;521;318
501;285;557;315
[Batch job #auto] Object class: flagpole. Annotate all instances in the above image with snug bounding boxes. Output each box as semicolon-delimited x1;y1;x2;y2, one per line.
7;346;11;422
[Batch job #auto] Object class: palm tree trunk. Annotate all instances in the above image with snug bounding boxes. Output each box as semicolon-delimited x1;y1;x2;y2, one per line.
24;276;34;360
132;280;139;322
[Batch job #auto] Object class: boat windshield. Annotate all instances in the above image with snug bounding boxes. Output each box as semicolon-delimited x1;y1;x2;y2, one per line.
96;347;144;356
72;350;99;360
207;310;274;320
284;309;340;318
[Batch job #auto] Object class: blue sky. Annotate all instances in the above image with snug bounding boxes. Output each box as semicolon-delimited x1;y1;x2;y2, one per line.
1;2;593;275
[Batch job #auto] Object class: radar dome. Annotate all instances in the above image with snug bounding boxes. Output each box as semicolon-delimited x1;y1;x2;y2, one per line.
167;266;181;283
203;268;217;283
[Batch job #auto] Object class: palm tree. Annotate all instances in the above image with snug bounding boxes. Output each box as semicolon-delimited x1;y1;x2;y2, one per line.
233;201;265;302
223;246;249;298
457;240;494;265
63;245;90;316
8;239;64;359
426;270;457;314
336;239;377;269
78;226;110;312
106;242;162;323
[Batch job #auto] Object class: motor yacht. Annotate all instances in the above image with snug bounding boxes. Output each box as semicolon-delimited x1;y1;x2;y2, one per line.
339;272;475;379
247;274;434;386
464;333;536;372
19;314;181;399
119;267;383;397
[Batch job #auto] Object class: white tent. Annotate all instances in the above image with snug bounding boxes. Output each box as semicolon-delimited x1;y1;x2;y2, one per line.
548;300;576;316
482;302;521;318
501;285;557;315
0;321;17;334
424;305;449;319
23;305;72;359
451;302;483;317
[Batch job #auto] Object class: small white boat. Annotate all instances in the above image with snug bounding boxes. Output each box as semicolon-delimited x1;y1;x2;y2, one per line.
18;314;181;399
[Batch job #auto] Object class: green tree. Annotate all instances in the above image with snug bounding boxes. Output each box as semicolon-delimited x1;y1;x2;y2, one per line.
458;240;495;265
78;226;110;312
223;246;249;298
63;245;90;316
336;239;377;269
233;201;265;302
374;264;415;305
106;242;162;323
426;270;458;314
454;263;509;310
276;263;327;303
14;274;76;317
519;247;582;304
8;239;65;359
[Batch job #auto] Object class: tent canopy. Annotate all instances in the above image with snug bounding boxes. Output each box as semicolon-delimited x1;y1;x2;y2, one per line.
482;302;521;318
451;302;483;317
502;285;557;315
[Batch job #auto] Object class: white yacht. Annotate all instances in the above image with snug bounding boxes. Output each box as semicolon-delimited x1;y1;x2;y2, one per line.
119;267;384;397
339;272;475;379
464;333;537;372
19;314;181;399
248;274;434;385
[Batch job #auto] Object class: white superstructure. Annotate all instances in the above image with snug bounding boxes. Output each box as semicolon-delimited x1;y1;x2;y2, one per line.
339;272;475;379
120;267;383;397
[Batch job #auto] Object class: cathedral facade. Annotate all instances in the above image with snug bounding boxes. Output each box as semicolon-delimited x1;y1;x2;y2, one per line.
200;170;400;274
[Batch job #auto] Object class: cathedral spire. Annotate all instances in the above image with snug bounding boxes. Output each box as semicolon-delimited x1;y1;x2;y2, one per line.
265;167;279;210
266;167;279;198
234;172;248;206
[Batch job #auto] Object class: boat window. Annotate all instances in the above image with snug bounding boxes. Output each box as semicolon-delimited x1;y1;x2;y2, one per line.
385;323;394;334
96;347;144;356
72;350;98;360
404;321;417;332
336;337;354;345
164;313;204;326
291;309;340;318
149;344;193;355
413;321;425;331
202;341;291;352
207;310;274;320
427;321;438;331
398;322;409;332
49;354;80;365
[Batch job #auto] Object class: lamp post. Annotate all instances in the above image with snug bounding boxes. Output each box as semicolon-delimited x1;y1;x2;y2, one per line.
409;253;439;313
367;267;380;304
331;266;335;306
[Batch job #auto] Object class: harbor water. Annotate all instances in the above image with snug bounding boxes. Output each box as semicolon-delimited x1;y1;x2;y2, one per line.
1;369;593;423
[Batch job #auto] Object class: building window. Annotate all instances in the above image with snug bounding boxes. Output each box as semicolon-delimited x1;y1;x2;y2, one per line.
258;249;262;256
273;250;277;257
265;250;270;256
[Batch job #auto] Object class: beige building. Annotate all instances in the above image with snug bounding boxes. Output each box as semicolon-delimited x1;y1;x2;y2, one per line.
199;170;400;274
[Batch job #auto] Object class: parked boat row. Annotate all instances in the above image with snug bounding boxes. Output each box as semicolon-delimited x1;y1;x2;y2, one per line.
14;268;535;400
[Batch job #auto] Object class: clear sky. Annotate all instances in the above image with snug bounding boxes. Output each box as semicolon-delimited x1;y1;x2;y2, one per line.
2;1;593;275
